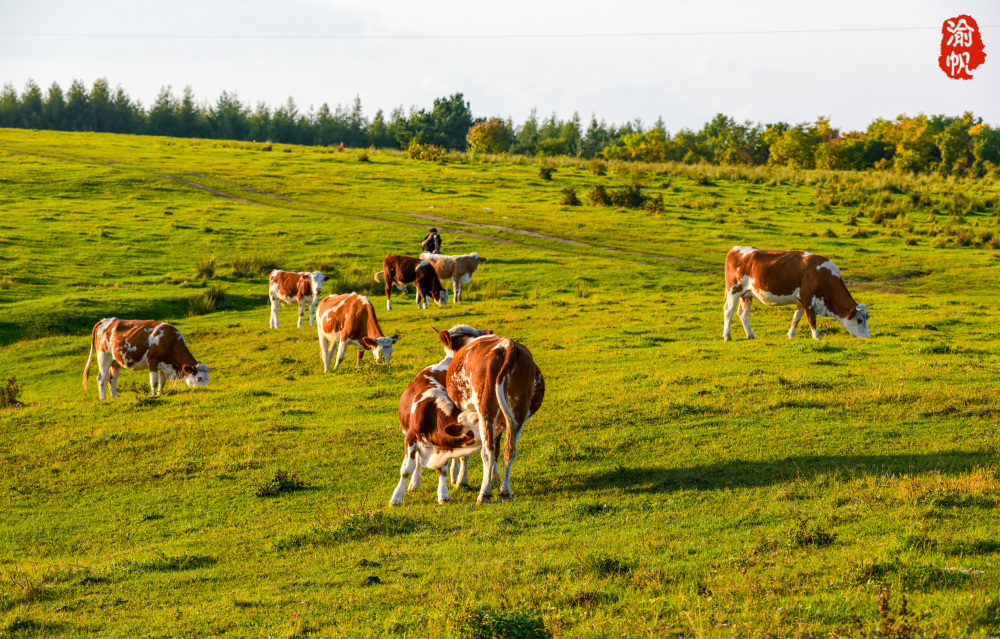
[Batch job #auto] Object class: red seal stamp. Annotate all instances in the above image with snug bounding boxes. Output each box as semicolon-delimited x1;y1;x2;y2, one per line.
939;15;986;79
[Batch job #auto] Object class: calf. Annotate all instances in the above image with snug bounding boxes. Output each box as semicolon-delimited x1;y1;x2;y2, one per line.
373;254;449;310
723;246;871;341
390;325;493;505
419;252;486;302
268;270;326;329
83;318;211;401
443;333;545;504
316;292;399;372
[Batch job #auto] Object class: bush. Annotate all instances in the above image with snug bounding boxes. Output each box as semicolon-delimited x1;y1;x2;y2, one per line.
466;118;513;155
232;252;276;278
407;140;447;162
187;285;227;317
610;185;644;209
644;193;664;214
588;159;607;176
195;256;216;279
904;236;919;246
254;470;308;497
538;166;555;180
357;150;370;162
586;185;611;206
1;375;23;408
560;187;581;206
455;607;549;639
823;228;838;238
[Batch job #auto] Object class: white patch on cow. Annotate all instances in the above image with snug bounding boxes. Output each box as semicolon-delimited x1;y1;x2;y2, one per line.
817;260;841;278
802;252;813;257
733;246;756;256
749;279;800;306
371;336;395;364
810;296;834;318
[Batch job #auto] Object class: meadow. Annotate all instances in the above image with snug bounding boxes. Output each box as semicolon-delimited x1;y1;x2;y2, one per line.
1;128;1000;638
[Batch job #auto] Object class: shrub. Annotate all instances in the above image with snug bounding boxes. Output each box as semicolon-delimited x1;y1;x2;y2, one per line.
954;228;976;247
904;236;919;246
187;285;227;317
357;150;370;162
538;166;555;180
588;158;607;176
989;235;1000;250
823;228;838;238
254;470;308;497
195;256;216;279
560;187;581;206
407;140;447;162
788;518;837;548
232;252;276;278
644;193;664;214
586;185;611;206
1;375;23;408
466;118;513;155
454;607;549;639
610;185;644;209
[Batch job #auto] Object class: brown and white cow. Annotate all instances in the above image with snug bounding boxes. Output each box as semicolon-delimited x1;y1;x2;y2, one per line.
373;254;448;311
443;333;545;504
83;318;211;401
390;325;494;506
268;270;326;329
316;292;399;372
419;252;486;302
723;246;871;341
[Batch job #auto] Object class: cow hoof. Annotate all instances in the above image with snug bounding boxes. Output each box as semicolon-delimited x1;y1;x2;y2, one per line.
438;498;450;505
477;494;492;505
390;499;402;506
498;492;513;502
723;335;731;341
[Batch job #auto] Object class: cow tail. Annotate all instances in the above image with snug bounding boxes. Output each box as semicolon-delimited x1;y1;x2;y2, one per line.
495;339;520;461
373;269;384;283
83;323;98;390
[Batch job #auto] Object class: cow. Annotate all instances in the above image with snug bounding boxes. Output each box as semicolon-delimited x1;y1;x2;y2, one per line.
373;254;449;311
83;318;211;401
390;325;494;506
442;333;545;504
419;252;486;302
268;270;326;329
316;292;399;372
723;246;871;341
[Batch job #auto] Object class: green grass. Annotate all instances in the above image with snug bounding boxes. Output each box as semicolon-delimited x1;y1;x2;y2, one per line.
1;128;1000;637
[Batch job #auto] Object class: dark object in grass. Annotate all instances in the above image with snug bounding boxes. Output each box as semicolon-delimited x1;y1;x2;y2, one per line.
538;166;555;180
77;577;101;586
922;324;938;331
254;470;308;497
360;576;381;586
52;606;70;612
1;375;23;408
456;606;549;639
561;187;581;206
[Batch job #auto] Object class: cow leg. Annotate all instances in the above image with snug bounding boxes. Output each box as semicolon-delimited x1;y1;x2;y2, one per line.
407;454;422;492
96;352;114;401
319;332;334;373
308;296;318;327
296;297;305;328
436;466;451;504
385;274;394;311
156;365;168;394
108;363;121;399
333;340;348;371
269;294;280;329
722;290;741;341
476;412;498;504
788;307;805;338
453;279;460;303
148;363;159;396
390;447;419;505
356;346;364;368
805;307;821;340
498;427;524;502
737;297;755;340
450;455;470;486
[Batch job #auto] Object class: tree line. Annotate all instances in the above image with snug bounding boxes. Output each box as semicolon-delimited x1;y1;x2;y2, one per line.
1;78;997;176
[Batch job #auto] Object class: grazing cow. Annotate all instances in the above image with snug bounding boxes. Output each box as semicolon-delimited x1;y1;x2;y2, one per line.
723;246;871;341
390;325;494;505
373;254;449;310
268;270;326;329
83;318;211;401
419;252;486;302
316;292;399;372
443;333;545;504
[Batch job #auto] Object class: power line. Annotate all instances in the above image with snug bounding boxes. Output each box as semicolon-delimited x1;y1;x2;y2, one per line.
1;25;998;41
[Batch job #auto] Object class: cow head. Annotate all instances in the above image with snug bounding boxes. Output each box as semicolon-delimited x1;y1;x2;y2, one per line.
309;272;326;296
456;410;483;445
843;304;871;338
181;362;211;388
433;289;450;306
434;325;492;357
362;335;400;364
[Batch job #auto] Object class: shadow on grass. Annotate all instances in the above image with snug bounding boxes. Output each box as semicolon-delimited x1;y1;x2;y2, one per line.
482;258;561;265
568;451;996;494
0;294;265;345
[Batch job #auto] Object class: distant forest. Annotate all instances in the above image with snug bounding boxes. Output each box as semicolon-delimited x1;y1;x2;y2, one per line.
1;78;998;176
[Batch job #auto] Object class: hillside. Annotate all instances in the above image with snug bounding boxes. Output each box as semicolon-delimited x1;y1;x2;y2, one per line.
2;128;1000;637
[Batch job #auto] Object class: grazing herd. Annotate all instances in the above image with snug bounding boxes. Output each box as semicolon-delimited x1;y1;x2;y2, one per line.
81;245;871;505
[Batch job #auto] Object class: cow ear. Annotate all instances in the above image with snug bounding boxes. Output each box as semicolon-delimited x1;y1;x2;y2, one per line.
847;307;857;320
438;330;454;350
391;334;401;344
182;364;196;376
478;256;486;262
484;329;494;335
361;336;376;348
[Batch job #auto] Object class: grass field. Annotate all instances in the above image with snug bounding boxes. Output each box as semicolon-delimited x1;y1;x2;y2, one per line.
2;128;1000;638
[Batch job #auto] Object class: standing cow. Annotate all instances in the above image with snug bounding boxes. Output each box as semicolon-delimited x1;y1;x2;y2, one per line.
373;254;449;310
268;270;326;329
442;333;545;504
390;325;494;506
316;292;399;372
83;318;211;401
419;252;486;302
723;246;871;341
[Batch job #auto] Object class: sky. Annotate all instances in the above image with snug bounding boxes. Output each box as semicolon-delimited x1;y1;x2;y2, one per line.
1;0;998;133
